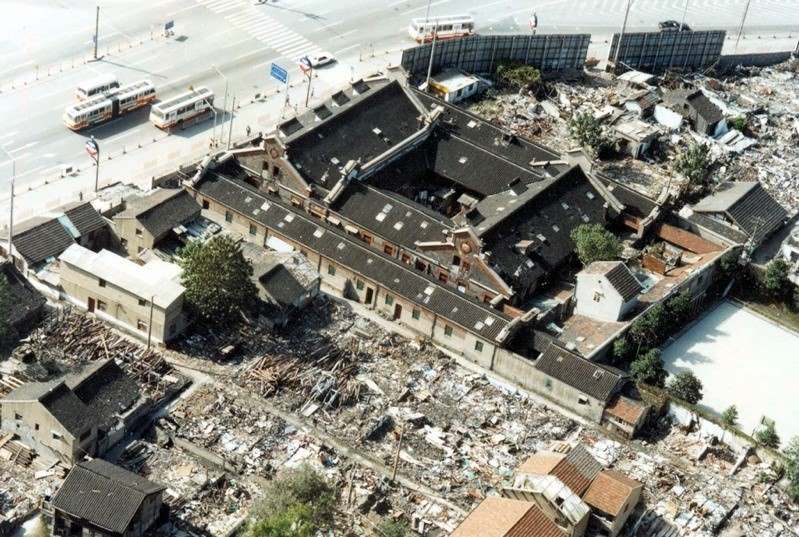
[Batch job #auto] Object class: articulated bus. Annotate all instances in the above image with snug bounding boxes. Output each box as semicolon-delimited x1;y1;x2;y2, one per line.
408;15;474;43
149;87;214;130
63;80;156;130
75;74;119;100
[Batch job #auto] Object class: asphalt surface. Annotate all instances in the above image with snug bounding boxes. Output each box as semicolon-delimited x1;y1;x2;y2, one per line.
0;0;798;202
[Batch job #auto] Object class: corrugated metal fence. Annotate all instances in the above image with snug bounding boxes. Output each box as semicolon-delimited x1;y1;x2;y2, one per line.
401;33;591;77
608;30;726;73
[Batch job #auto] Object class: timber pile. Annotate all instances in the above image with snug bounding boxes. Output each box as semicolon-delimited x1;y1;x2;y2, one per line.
12;308;175;399
242;340;363;408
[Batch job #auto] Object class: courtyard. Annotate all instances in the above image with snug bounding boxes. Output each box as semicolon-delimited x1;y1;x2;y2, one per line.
662;300;799;444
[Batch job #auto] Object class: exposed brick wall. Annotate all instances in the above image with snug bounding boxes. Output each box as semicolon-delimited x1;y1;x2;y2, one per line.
655;223;722;254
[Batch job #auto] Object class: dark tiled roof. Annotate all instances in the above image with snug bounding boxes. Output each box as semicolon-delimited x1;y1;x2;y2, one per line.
39;383;94;437
480;167;609;295
535;343;624;402
67;360;140;430
665;88;723;125
13;219;76;265
550;444;603;496
52;458;164;534
1;262;45;328
115;189;201;241
10;202;106;265
685;211;750;245
287;81;422;188
694;182;786;244
63;201;107;237
259;264;306;309
584;261;642;302
330;182;451;249
195;172;510;341
597;174;658;218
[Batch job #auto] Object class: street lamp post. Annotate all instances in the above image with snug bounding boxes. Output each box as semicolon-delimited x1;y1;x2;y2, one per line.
1;149;14;260
734;0;752;53
212;65;230;146
613;0;633;69
93;6;101;60
227;95;236;150
202;98;218;148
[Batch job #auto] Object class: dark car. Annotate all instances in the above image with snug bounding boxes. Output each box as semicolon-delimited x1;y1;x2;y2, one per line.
659;20;691;31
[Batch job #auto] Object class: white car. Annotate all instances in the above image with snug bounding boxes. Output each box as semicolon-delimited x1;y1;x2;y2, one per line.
305;53;336;68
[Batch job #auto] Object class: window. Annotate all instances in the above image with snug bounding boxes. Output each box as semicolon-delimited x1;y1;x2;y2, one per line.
385;295;394;306
593;291;603;302
98;278;106;287
444;325;453;337
137;246;144;254
361;233;372;245
249;223;257;235
383;244;394;256
544;378;553;389
34;423;39;431
97;300;107;312
202;198;210;209
438;271;448;284
462;261;471;272
14;413;22;421
327;264;336;276
138;298;147;307
52;431;63;441
120;238;128;248
412;308;421;320
137;320;148;332
356;280;364;291
225;211;233;223
578;396;589;405
474;341;484;352
135;228;143;237
401;254;412;265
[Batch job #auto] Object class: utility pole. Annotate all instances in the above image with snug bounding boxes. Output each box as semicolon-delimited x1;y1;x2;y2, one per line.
227;95;236;149
212;66;229;140
668;0;690;69
304;66;313;107
424;0;432;23
425;22;439;90
734;0;752;53
86;136;100;192
678;0;689;31
613;0;633;68
93;6;100;60
146;295;154;350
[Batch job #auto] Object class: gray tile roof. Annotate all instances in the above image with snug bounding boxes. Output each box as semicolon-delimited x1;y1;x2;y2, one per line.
195;171;511;342
4;380;94;436
9;202;106;265
52;458;164;534
584;261;642;302
259;264;306;309
115;189;201;241
535;343;624;402
693;182;787;244
1;261;45;329
66;360;140;430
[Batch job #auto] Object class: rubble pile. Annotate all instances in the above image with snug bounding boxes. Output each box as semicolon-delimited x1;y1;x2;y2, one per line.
578;425;799;537
117;438;254;536
12;308;185;400
700;63;799;211
0;459;59;533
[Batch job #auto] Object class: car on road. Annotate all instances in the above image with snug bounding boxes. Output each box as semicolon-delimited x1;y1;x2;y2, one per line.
659;20;691;32
305;53;336;68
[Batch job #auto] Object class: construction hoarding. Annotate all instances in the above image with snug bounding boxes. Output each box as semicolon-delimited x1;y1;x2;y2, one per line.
401;33;590;78
609;30;726;73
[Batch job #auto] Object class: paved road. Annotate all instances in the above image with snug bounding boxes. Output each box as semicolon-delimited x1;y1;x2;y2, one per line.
0;0;797;209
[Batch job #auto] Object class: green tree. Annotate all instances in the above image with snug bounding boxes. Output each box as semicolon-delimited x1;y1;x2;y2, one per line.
377;519;408;537
665;290;693;330
628;303;667;350
784;437;799;502
763;258;790;300
667;370;703;404
177;235;257;324
251;465;336;529
718;249;739;279
248;504;314;537
674;143;711;185
755;421;781;449
612;337;633;364
630;348;667;387
721;405;739;428
729;116;747;132
569;112;611;158
570;224;622;267
496;62;542;91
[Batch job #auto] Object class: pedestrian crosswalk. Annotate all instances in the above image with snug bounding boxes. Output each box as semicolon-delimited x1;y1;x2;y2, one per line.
195;0;324;62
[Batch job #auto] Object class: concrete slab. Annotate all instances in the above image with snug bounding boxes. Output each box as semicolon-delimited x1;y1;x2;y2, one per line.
662;300;799;443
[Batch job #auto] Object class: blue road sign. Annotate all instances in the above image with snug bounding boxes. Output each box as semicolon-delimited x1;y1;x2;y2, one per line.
270;63;288;84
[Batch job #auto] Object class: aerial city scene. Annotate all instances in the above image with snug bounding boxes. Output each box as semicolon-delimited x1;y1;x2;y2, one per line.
1;0;799;536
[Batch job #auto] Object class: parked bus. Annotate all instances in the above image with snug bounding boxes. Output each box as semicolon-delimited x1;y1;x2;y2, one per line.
75;74;119;100
149;87;214;130
63;80;156;130
408;15;474;43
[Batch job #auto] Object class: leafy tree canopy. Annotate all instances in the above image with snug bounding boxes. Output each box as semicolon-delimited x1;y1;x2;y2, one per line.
667;370;703;404
570;224;622;267
630;348;667;387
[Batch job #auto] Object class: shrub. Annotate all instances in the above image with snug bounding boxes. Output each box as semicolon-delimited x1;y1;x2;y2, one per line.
568;112;612;158
721;405;739;428
249;504;314;537
377;519;409;537
763;258;790;300
674;143;711;185
755;421;781;449
250;465;336;530
496;62;542;91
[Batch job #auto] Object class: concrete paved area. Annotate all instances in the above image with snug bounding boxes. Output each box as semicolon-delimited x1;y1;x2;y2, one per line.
662;300;799;444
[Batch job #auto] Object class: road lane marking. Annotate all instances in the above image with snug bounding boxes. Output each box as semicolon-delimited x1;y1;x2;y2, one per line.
106;128;141;144
8;141;39;154
334;43;361;55
0;132;17;141
315;21;343;32
337;29;358;39
402;0;449;15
